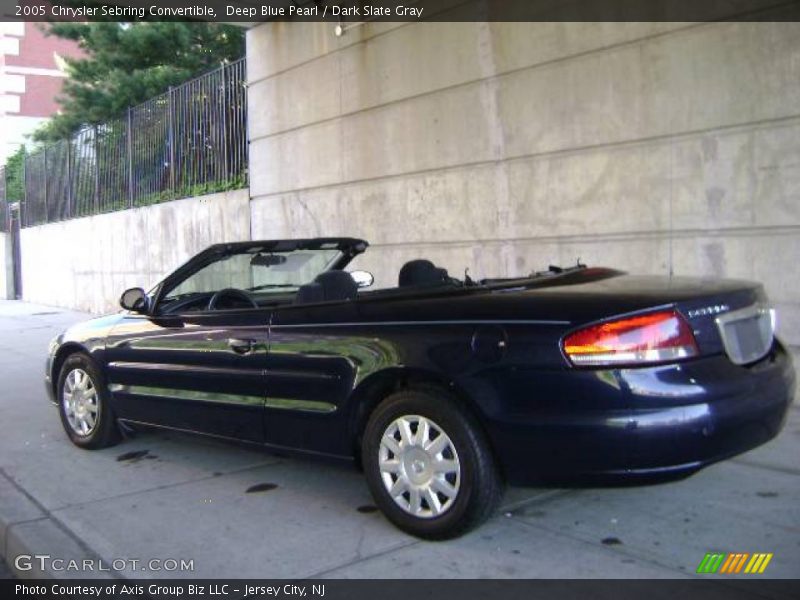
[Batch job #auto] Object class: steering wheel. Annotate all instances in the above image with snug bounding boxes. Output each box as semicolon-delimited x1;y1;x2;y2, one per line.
207;288;258;310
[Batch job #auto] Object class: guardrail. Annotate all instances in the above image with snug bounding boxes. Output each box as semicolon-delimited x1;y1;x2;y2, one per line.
19;58;247;228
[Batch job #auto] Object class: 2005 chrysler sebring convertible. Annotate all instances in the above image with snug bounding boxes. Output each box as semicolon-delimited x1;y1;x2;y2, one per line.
45;238;795;538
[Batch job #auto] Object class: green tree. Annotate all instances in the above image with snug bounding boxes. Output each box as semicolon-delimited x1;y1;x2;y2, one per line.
2;145;26;202
34;22;244;142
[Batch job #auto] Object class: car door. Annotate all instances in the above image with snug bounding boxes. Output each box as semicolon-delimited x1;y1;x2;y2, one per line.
105;309;269;442
263;301;364;456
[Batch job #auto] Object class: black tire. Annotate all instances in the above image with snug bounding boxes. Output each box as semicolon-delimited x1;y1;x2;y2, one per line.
362;387;503;540
57;353;121;449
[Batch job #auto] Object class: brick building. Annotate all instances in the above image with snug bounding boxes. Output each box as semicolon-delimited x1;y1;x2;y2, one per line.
0;22;82;164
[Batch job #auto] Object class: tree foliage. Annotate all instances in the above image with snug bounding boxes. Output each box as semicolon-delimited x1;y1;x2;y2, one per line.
3;145;26;202
34;22;245;142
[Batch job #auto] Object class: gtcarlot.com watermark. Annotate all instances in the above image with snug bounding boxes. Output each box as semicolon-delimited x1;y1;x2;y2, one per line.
14;553;194;573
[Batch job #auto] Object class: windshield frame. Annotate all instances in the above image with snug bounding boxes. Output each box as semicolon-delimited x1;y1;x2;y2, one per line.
149;237;368;314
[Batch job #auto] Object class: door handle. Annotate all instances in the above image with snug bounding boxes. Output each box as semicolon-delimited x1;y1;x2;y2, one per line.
228;338;255;355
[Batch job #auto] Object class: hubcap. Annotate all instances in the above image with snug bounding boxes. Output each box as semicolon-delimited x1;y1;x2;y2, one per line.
378;415;460;519
62;368;99;436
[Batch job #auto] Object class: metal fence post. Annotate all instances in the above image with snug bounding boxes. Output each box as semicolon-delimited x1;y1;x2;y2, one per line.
220;62;230;181
21;153;26;227
127;107;134;208
65;140;72;219
168;87;176;196
93;126;100;214
43;146;49;224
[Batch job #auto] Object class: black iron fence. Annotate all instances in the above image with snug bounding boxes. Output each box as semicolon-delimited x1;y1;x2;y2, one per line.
19;58;247;228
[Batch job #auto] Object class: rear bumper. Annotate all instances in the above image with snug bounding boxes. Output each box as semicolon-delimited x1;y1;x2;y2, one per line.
484;342;795;486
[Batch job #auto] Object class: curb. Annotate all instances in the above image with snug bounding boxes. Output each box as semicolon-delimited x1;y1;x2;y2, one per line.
0;469;112;580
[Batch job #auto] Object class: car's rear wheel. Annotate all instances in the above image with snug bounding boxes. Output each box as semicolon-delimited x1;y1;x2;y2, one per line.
362;388;503;539
57;353;120;449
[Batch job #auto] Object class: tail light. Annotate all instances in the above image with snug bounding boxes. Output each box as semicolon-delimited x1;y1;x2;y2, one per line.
562;310;699;367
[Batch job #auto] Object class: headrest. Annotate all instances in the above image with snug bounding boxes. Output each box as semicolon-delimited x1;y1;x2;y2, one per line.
314;270;358;302
399;259;450;287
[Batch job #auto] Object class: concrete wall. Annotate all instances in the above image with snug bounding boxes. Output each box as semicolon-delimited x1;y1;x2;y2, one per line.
246;21;800;344
20;189;250;314
0;232;11;300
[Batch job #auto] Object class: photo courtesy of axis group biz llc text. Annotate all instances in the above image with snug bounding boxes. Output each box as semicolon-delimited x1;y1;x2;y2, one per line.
14;583;326;598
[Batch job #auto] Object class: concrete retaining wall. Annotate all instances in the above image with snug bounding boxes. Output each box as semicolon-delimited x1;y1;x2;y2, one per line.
247;21;800;344
15;22;800;345
19;190;250;314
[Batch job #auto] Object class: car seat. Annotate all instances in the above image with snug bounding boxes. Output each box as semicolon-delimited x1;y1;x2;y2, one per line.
398;259;450;287
295;270;358;304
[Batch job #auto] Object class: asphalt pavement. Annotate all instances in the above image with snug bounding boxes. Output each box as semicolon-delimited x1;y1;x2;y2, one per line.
0;300;798;580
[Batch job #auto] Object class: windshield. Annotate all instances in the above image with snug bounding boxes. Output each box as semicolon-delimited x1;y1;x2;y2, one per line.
162;247;343;301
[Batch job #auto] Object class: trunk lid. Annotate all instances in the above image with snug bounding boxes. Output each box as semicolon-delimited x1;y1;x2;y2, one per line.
524;271;771;360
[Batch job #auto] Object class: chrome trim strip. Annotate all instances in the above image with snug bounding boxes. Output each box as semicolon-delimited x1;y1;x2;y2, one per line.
265;397;337;413
108;362;337;382
267;369;338;381
108;362;262;378
271;319;570;329
109;384;263;406
110;384;337;413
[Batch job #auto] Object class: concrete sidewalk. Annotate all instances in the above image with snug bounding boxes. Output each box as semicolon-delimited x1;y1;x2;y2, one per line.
0;557;12;579
0;300;798;580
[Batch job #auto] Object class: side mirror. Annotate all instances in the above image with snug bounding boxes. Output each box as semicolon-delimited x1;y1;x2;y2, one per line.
120;287;147;313
349;270;374;288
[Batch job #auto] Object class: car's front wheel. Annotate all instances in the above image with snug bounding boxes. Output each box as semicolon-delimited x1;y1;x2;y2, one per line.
57;353;120;449
362;388;503;540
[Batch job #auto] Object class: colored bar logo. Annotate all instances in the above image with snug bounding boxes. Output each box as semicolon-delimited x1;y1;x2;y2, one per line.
696;553;773;574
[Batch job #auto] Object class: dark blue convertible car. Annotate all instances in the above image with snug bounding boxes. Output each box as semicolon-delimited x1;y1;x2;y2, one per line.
45;237;795;538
